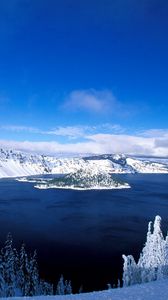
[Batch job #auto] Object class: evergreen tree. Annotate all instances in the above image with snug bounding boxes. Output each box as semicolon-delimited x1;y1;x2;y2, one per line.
162;234;168;277
13;248;20;289
107;283;112;290
138;216;166;282
0;255;5;297
78;285;83;293
122;255;140;286
1;233;15;297
117;279;121;288
56;275;65;295
0;234;73;297
29;250;39;296
18;243;30;296
122;216;168;286
39;280;53;295
65;280;72;294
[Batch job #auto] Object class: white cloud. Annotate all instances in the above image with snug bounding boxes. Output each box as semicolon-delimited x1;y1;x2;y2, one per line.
63;89;117;113
155;138;168;149
46;126;87;138
0;125;40;133
85;134;156;155
0;123;125;138
100;123;125;133
140;129;168;138
0;132;168;157
0;125;86;138
1;125;168;157
0;140;98;156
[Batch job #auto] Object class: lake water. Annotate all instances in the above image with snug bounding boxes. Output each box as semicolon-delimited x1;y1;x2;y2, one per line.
0;174;168;292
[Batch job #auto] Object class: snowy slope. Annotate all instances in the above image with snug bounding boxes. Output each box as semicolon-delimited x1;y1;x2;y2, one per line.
0;149;168;179
2;279;168;300
0;149;89;178
126;157;168;173
89;154;168;173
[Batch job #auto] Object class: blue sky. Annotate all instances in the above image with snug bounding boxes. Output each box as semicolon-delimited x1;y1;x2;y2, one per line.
0;0;168;156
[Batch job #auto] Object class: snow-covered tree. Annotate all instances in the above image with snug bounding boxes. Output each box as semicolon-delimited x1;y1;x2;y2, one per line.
65;280;72;294
0;234;73;297
28;250;39;296
13;248;19;285
56;275;72;295
138;216;166;282
122;215;168;286
117;279;121;288
18;243;30;296
39;280;53;295
1;233;15;296
122;255;140;286
56;275;65;295
0;255;5;297
107;283;112;290
162;234;168;277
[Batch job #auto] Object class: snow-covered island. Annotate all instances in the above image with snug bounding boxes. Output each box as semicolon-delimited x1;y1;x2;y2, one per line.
34;168;130;190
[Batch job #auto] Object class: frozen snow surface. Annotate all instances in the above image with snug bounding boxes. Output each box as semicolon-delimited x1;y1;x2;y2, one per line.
2;279;168;300
0;149;168;179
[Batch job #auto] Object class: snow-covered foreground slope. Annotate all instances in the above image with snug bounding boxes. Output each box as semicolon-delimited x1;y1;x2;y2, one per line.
0;149;168;179
2;279;168;300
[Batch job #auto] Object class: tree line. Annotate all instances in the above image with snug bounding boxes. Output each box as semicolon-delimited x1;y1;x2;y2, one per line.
0;233;72;297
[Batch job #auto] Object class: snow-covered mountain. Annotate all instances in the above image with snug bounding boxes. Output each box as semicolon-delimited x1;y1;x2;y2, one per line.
0;149;168;179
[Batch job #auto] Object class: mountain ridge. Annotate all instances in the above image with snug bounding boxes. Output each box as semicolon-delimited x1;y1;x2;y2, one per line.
0;148;168;179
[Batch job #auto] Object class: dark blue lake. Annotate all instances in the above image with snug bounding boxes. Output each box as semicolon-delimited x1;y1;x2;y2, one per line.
0;174;168;292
